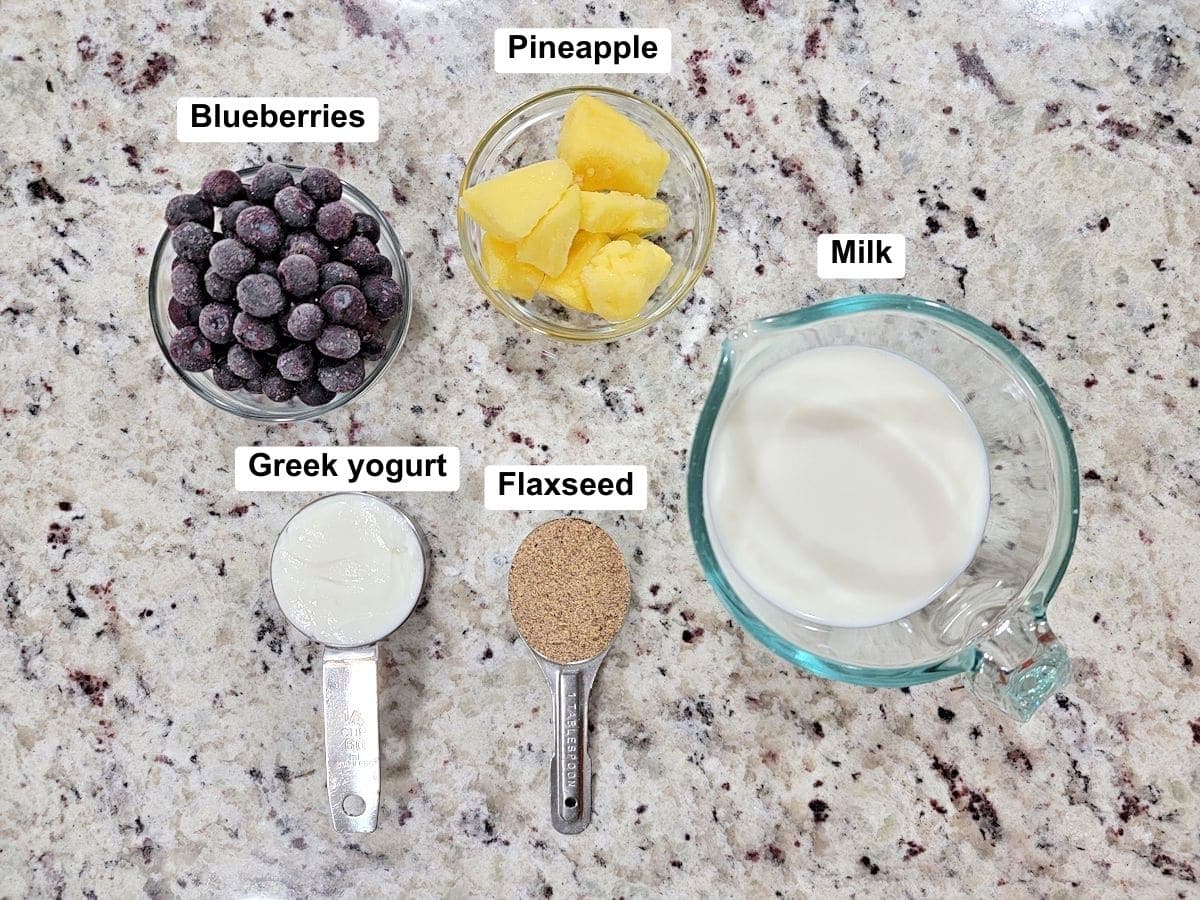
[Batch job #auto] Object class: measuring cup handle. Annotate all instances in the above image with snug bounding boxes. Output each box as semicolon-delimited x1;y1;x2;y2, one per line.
964;603;1071;722
549;665;594;834
322;646;381;833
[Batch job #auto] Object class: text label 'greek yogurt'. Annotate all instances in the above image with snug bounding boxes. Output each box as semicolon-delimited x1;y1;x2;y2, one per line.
484;465;648;511
234;446;459;492
816;233;906;279
495;28;671;74
177;97;379;143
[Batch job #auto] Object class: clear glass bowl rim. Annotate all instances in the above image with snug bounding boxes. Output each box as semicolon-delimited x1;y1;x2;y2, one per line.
686;293;1081;686
148;164;412;422
456;84;717;343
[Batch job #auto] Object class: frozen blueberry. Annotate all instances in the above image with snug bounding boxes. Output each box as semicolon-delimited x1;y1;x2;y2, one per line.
337;235;379;269
171;221;216;264
360;253;392;276
168;296;193;328
204;268;236;302
200;169;246;207
315;201;355;243
209;238;256;280
262;372;296;402
283;231;331;266
248;163;294;204
361;275;403;318
360;333;387;360
274;185;316;228
220;199;251;235
300;166;342;204
319;261;360;292
198;303;236;344
225;344;262;380
358;311;383;340
319;284;366;326
285;302;325;341
212;362;244;391
256;258;279;278
165;193;213;229
353;212;380;242
233;312;277;350
276;343;315;382
318;356;365;393
170;261;204;306
297;378;334;407
236;273;285;317
315;325;361;360
277;254;319;298
235;205;284;255
168;325;215;372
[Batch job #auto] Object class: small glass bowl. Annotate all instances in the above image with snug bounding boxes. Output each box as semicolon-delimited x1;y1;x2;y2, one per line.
148;164;412;422
458;86;717;343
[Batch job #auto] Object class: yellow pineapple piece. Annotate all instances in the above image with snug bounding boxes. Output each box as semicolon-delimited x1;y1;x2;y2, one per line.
579;191;670;236
459;159;573;242
557;96;670;197
481;234;544;300
515;186;581;278
540;231;610;313
580;235;673;322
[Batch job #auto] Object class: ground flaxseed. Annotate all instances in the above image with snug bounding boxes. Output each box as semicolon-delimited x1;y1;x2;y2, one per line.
508;518;631;664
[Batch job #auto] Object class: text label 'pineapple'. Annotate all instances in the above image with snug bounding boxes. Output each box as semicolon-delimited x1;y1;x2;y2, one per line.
495;29;671;74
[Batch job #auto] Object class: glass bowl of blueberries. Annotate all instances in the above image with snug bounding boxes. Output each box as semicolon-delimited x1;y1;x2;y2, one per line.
149;163;411;422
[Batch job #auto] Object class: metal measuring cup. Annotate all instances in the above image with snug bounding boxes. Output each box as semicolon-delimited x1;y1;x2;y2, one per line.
270;493;430;833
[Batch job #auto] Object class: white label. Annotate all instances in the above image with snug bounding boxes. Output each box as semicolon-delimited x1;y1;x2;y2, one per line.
235;446;458;492
177;97;379;142
817;233;906;279
494;28;671;74
484;465;647;511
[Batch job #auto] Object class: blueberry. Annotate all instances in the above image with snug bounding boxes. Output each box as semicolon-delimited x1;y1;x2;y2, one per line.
319;284;366;326
171;221;216;264
283;231;331;266
168;297;193;328
353;212;380;242
220;199;251;235
233;312;278;350
248;163;294;203
277;254;319;298
358;311;383;340
170;261;205;306
274;185;316;228
319;261;360;292
262;372;296;402
165;193;213;229
361;253;392;276
211;362;244;391
300;166;342;204
235;205;284;255
277;343;315;382
285;302;325;341
318;356;365;393
236;273;285;317
225;344;262;380
204;268;236;302
199;169;246;207
337;235;379;269
297;378;334;407
168;325;215;371
256;258;279;278
209;238;256;280
361;275;403;318
315;201;355;243
360;334;387;360
316;325;361;360
243;374;264;394
198;303;236;344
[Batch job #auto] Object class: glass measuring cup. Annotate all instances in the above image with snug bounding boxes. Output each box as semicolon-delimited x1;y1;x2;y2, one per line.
687;295;1080;721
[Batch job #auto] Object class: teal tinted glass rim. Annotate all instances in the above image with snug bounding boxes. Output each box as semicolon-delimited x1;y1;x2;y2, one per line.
686;293;1081;687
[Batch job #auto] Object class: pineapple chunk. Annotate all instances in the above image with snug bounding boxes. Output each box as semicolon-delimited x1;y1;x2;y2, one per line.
516;186;581;277
460;159;573;242
481;234;544;300
579;191;670;236
557;96;670;197
541;231;610;313
580;235;672;322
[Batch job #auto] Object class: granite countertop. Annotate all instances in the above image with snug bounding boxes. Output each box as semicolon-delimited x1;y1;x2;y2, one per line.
2;0;1198;896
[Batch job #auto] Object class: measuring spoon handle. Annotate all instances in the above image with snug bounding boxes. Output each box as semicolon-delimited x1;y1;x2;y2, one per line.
548;661;599;834
322;645;381;833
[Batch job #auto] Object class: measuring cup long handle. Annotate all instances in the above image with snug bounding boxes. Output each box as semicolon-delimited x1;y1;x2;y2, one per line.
549;665;593;834
322;645;381;833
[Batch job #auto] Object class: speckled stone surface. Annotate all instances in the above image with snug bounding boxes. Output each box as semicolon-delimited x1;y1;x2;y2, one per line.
2;0;1198;896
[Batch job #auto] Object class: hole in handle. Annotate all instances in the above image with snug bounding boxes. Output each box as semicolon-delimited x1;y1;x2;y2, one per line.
342;793;366;816
564;797;577;808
